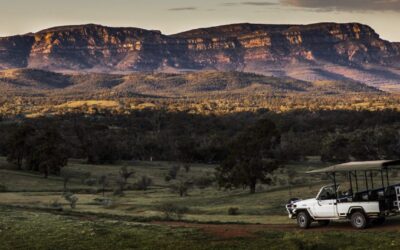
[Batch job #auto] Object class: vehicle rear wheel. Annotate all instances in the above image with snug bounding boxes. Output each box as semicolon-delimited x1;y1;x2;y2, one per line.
350;212;368;229
297;211;311;229
317;220;330;227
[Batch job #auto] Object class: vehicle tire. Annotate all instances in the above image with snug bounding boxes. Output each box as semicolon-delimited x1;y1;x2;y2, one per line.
297;211;311;229
317;220;330;227
350;212;368;229
372;217;385;226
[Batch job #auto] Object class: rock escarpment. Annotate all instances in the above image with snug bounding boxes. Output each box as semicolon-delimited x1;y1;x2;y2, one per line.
0;23;399;90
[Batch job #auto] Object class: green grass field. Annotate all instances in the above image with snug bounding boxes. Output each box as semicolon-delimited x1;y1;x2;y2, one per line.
1;157;400;249
2;207;400;250
0;157;331;224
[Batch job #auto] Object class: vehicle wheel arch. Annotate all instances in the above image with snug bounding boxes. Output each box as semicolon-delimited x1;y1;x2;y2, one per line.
295;208;315;219
347;207;366;217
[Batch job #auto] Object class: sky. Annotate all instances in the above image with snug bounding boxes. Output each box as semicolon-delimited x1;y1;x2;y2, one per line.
0;0;399;41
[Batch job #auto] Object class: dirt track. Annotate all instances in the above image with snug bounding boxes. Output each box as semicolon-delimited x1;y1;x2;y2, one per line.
152;221;400;239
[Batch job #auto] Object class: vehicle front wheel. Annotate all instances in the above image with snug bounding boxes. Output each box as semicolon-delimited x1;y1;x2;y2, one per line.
350;212;368;229
297;211;311;229
317;220;330;227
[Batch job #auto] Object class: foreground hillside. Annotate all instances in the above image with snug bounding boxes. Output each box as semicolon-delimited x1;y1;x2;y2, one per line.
0;22;399;90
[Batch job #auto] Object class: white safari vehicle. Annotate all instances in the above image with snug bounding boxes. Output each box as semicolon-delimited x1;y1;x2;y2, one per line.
286;160;400;229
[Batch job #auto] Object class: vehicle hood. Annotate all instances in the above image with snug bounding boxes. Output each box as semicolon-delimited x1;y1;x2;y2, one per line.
294;198;317;207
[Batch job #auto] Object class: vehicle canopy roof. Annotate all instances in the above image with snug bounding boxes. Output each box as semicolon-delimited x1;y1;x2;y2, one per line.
307;160;400;174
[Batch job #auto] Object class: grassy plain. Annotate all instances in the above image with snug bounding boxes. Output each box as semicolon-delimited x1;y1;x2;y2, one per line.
1;157;400;249
2;207;400;250
0;157;330;224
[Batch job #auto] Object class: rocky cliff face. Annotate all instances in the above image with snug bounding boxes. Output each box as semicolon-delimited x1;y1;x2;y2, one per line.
173;23;398;70
0;23;399;90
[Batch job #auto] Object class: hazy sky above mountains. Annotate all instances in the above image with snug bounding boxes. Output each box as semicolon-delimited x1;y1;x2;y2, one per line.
0;0;399;41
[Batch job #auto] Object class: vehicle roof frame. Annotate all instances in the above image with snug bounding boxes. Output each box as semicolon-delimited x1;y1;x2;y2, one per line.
307;160;400;174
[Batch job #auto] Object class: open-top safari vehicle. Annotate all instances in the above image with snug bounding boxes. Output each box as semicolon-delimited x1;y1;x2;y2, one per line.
286;160;400;229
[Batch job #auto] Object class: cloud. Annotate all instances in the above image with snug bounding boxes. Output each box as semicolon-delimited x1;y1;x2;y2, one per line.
241;1;277;6
168;7;197;11
221;1;277;7
221;2;239;6
281;0;400;12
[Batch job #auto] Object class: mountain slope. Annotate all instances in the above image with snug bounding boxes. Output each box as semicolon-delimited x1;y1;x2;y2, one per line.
0;23;398;91
0;69;380;97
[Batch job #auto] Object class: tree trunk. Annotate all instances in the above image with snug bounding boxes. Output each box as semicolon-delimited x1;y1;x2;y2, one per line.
249;181;257;194
17;157;22;170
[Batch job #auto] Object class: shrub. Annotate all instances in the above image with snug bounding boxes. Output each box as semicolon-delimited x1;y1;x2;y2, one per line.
194;176;215;189
84;178;98;186
113;187;123;196
135;176;153;191
93;197;114;208
183;164;191;173
228;207;239;216
278;178;287;186
63;192;78;209
158;203;189;220
80;172;92;183
49;199;63;210
165;166;180;181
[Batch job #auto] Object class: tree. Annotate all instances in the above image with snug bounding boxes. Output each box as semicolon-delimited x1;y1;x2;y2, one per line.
321;134;351;163
115;166;135;195
170;179;193;197
348;129;379;161
216;118;281;194
25;127;68;178
286;168;297;197
99;175;110;197
6;124;35;170
135;176;153;191
167;166;193;197
61;172;71;193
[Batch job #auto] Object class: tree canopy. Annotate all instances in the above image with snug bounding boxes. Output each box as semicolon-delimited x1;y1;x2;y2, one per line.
216;118;281;193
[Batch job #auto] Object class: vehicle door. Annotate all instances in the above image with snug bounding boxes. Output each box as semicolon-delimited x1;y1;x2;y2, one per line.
313;185;337;218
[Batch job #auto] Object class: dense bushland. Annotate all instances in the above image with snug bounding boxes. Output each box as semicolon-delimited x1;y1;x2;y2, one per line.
1;109;400;172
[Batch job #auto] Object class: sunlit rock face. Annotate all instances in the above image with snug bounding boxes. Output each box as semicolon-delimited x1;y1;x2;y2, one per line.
0;23;398;87
172;23;398;69
27;24;169;71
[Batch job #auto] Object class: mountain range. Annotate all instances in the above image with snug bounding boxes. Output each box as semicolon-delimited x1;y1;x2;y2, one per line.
0;22;399;92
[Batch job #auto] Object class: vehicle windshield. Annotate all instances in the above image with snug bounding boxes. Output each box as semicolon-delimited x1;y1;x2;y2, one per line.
317;185;338;200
